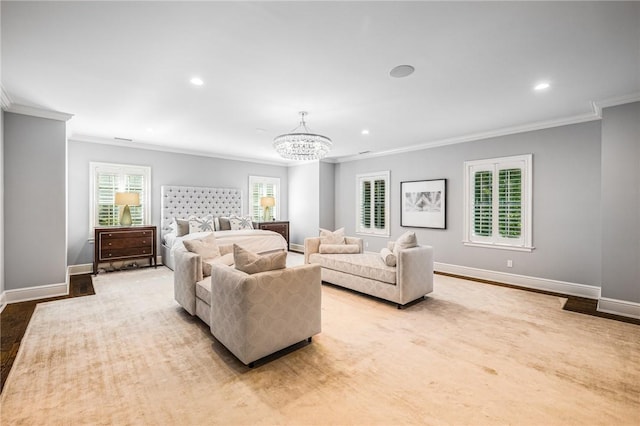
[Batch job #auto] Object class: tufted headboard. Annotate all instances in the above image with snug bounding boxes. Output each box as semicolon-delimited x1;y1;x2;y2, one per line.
160;185;243;237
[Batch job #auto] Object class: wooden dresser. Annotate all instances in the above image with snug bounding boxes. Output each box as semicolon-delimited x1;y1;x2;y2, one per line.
93;226;157;275
256;221;290;251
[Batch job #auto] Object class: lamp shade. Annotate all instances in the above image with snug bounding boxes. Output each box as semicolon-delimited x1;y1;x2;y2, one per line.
260;196;275;208
115;192;140;206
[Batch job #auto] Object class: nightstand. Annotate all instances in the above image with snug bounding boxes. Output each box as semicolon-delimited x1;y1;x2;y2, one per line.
256;221;289;251
94;226;157;275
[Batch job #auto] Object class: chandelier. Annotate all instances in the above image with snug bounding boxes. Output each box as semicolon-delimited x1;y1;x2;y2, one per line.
273;111;332;160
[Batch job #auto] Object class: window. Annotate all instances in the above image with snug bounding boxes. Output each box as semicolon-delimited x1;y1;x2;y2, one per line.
89;162;151;232
463;154;533;251
249;176;280;222
356;171;390;236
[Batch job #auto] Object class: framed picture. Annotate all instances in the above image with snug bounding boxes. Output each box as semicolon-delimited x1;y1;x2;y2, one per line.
400;179;446;229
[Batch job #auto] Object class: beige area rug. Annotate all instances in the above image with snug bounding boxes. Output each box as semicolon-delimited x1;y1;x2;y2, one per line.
1;262;639;425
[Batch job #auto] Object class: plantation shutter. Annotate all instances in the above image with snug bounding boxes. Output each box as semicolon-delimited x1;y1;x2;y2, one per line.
124;173;145;226
473;170;493;237
249;176;280;222
97;172;119;226
356;171;389;236
498;168;522;238
374;179;385;229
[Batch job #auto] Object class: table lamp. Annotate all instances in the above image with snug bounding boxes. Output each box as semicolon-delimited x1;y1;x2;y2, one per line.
115;192;140;226
260;196;275;221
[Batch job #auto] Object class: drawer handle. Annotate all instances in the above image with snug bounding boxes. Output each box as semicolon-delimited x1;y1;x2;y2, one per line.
108;233;112;237
142;240;146;244
108;242;112;246
142;250;146;254
108;254;112;257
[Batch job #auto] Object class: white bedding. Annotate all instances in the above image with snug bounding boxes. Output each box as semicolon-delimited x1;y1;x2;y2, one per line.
168;229;287;259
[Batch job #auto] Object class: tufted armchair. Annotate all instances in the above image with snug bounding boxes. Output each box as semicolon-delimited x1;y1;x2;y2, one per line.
209;263;322;366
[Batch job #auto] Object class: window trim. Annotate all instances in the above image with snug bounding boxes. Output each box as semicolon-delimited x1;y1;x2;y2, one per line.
355;170;390;237
463;154;533;252
248;175;281;222
89;162;151;236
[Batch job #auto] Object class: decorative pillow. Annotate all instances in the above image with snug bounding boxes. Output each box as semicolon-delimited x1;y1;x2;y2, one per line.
387;241;395;252
319;227;345;245
380;248;397;267
170;218;190;237
233;244;287;275
182;233;221;260
213;217;221;231
393;231;418;256
319;244;360;254
229;215;254;231
188;215;215;233
203;252;235;277
218;217;231;231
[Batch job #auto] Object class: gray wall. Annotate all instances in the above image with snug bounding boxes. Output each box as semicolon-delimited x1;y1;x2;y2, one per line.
288;162;319;246
68;141;289;266
601;102;640;303
4;112;67;289
335;121;602;287
319;161;335;231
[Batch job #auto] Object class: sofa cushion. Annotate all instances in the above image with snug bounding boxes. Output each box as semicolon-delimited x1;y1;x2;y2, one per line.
394;231;418;256
195;277;212;306
320;227;345;245
380;248;397;267
234;244;287;274
309;252;397;285
203;252;235;277
319;244;360;254
183;233;221;259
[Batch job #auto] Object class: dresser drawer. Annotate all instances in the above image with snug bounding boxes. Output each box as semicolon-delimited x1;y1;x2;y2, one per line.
100;246;153;259
100;236;152;250
100;230;153;240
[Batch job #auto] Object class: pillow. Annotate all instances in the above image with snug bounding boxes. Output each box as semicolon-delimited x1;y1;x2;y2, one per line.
229;215;254;231
188;215;215;233
233;244;287;275
203;252;235;277
319;227;345;245
393;231;418;256
170;218;190;237
218;217;231;231
182;233;221;260
319;244;360;254
213;217;221;231
380;248;397;267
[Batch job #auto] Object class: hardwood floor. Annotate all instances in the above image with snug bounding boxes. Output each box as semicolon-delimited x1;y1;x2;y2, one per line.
0;274;95;393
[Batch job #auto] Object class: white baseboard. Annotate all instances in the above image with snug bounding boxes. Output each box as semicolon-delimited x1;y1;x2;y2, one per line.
0;291;6;313
435;262;601;299
597;297;640;320
290;243;304;253
4;281;68;304
68;263;93;275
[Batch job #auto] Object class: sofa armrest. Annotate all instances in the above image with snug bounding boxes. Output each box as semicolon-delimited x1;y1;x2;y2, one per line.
344;237;364;253
173;247;202;315
396;245;434;304
304;237;321;263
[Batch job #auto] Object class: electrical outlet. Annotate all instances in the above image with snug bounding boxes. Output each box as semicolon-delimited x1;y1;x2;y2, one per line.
507;260;513;268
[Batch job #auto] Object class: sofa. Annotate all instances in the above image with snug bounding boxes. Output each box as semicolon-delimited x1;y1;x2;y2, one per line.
304;236;433;308
209;262;321;366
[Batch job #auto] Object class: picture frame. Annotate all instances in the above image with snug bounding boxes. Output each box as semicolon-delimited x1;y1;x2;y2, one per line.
400;179;446;229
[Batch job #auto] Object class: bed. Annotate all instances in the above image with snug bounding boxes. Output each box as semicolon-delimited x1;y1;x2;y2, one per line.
160;185;287;270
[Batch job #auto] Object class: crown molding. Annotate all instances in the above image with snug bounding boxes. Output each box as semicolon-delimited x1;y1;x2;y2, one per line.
4;103;74;122
69;134;290;167
336;92;640;164
1;85;13;110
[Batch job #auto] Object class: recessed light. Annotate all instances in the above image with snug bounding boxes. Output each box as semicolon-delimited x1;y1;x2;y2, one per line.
190;77;204;86
390;65;415;78
534;82;550;91
361;129;370;135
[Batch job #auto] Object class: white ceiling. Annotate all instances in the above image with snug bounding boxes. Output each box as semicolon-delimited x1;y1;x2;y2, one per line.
2;1;639;164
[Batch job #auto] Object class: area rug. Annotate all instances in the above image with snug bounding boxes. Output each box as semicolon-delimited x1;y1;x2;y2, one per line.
1;264;639;425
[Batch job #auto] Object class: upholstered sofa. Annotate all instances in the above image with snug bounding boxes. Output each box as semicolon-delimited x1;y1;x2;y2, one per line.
304;236;434;308
209;262;321;366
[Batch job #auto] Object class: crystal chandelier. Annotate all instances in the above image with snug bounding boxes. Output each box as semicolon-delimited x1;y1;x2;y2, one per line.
273;111;332;160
